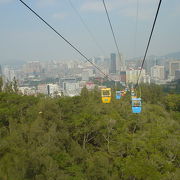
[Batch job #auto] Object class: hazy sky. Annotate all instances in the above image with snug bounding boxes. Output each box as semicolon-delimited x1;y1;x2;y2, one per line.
0;0;180;64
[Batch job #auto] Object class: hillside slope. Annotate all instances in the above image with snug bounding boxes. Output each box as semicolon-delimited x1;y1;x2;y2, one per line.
0;86;180;180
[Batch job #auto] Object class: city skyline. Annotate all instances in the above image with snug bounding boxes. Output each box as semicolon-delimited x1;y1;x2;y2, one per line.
0;0;180;64
1;51;179;97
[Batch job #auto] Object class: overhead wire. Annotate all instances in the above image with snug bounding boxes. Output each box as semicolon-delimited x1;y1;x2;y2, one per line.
133;0;141;97
102;0;122;70
67;0;106;56
134;0;139;58
18;0;113;81
136;0;163;87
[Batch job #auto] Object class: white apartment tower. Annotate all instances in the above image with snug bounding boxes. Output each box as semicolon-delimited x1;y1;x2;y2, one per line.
151;65;165;80
126;69;146;84
169;60;180;76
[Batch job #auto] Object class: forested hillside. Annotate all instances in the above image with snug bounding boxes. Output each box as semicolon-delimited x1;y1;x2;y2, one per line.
0;85;180;180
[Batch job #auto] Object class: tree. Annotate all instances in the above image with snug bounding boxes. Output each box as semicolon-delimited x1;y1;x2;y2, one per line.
165;94;180;111
0;83;180;179
4;80;14;93
12;77;18;93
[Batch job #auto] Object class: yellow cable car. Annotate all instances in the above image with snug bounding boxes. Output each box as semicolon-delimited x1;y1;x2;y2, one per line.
121;90;126;96
101;88;111;103
131;95;137;99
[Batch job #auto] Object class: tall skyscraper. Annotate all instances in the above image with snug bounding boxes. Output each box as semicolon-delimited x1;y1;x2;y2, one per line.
110;53;116;74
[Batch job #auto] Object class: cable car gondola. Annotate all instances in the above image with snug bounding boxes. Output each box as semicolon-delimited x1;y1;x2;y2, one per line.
121;90;126;96
132;98;142;113
116;91;121;100
131;91;135;96
131;92;137;99
101;88;111;103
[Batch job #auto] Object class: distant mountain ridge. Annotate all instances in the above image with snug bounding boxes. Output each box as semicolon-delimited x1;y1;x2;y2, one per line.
163;51;180;60
0;59;26;66
1;51;180;66
127;51;180;62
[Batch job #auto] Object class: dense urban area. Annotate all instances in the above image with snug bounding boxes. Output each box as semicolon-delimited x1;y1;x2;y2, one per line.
1;52;180;96
0;78;180;179
0;52;180;179
1;0;180;179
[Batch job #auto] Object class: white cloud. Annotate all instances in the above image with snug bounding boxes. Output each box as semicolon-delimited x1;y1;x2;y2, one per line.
52;12;67;20
80;0;158;20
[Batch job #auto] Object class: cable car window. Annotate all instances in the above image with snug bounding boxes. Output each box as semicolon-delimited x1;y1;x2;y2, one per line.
132;100;141;107
103;90;110;96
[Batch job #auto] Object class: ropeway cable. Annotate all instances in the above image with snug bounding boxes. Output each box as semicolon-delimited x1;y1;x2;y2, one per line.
18;0;113;81
134;0;139;58
135;0;163;87
68;0;106;57
102;0;122;70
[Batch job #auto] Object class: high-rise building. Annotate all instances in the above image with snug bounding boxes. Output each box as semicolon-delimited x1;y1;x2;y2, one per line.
169;60;180;76
145;56;157;74
63;82;80;97
113;53;125;73
120;71;126;83
126;69;146;84
151;65;165;80
47;84;60;97
110;53;116;74
23;61;42;75
143;74;151;84
175;70;180;80
37;84;48;94
82;71;89;81
3;67;15;81
37;84;60;97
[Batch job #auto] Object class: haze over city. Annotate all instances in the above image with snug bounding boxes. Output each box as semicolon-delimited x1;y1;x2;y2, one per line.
0;0;180;64
0;1;180;179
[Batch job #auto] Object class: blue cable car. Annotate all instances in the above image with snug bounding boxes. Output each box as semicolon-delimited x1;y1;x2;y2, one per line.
116;91;121;99
132;98;142;113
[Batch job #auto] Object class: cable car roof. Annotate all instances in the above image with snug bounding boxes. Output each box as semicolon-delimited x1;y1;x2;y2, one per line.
101;88;111;91
132;98;141;101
